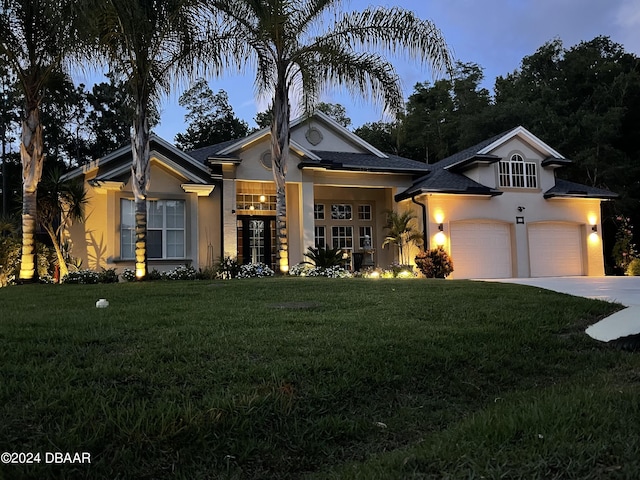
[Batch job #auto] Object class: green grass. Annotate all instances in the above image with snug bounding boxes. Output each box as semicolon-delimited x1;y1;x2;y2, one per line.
0;278;636;479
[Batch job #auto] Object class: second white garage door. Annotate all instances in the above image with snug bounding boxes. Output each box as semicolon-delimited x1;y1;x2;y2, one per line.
528;223;583;277
450;222;512;279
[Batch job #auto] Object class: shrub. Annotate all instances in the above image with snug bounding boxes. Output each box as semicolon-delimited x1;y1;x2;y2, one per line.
121;268;136;282
303;245;344;268
197;266;218;280
289;263;314;277
216;256;240;279
237;263;274;279
99;267;119;283
415;247;454;278
306;266;352;278
612;215;637;271
627;258;640;276
62;269;100;284
164;264;197;280
0;236;21;287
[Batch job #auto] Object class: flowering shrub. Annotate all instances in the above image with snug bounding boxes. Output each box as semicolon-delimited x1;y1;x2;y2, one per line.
121;268;136;282
415;247;454;278
290;262;351;278
237;262;275;279
613;215;637;272
62;269;100;284
216;256;240;279
306;266;352;278
288;263;314;276
164;265;198;280
627;258;640;276
39;274;55;284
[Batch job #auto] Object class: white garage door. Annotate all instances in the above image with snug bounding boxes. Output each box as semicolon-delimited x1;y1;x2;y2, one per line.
450;222;512;279
528;223;583;277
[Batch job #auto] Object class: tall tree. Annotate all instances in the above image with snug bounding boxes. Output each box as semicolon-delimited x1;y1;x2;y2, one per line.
210;0;452;272
88;0;217;280
315;102;351;128
0;0;82;281
174;79;248;150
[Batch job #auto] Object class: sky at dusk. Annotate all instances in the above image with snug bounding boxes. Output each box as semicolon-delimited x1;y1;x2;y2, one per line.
76;0;640;143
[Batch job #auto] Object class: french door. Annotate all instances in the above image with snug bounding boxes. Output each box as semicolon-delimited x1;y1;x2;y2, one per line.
237;216;276;269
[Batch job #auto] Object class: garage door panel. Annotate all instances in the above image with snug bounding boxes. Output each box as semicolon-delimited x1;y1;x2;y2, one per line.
450;222;512;279
529;223;582;277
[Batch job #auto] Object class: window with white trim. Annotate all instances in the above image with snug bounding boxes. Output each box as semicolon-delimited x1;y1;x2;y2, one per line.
332;226;353;250
331;204;352;220
121;199;185;259
314;204;325;220
498;153;537;188
315;226;326;248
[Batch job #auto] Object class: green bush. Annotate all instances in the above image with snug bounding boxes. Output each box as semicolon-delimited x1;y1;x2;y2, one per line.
98;267;120;283
304;245;344;268
415;247;454;278
626;258;640;276
215;256;240;279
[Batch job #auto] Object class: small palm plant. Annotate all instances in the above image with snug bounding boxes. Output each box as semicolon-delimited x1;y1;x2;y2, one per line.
303;245;344;269
37;167;87;279
382;210;423;266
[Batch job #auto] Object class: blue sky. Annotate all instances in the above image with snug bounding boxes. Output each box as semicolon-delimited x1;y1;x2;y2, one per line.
77;0;640;142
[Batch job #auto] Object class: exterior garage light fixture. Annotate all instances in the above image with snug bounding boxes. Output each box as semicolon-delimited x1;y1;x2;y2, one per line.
438;223;444;231
591;224;598;232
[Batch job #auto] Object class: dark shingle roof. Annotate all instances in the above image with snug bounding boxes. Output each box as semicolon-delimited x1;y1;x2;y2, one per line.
299;150;430;174
396;167;502;201
544;179;618;199
187;139;240;164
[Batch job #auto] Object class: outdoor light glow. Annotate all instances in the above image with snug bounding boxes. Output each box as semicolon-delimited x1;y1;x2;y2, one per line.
589;232;600;244
588;214;597;226
369;271;380;278
434;211;444;224
397;270;413;278
435;231;446;246
136;268;145;279
259;195;266;203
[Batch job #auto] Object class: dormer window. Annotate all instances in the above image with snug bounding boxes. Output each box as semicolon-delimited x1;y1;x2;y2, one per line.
499;153;537;188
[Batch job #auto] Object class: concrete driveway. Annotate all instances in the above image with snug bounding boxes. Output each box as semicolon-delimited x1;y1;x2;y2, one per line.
485;276;640;342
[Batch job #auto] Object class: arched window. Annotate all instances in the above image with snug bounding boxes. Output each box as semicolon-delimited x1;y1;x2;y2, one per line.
499;153;537;188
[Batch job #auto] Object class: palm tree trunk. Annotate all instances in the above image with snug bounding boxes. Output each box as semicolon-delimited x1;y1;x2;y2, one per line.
271;74;290;273
19;106;45;282
131;102;150;280
44;224;69;280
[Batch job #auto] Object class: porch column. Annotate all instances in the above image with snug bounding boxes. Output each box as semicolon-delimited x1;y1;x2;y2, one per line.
300;180;316;258
222;178;237;258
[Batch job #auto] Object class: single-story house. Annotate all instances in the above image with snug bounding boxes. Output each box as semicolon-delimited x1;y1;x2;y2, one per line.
63;111;616;279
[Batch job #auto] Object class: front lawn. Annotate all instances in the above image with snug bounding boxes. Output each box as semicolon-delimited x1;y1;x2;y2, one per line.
0;278;636;479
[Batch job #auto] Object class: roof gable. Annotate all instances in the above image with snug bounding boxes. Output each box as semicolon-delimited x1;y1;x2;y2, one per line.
63;135;219;185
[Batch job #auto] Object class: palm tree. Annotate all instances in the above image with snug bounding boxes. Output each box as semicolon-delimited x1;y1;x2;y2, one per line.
37;166;87;279
0;0;82;282
382;210;423;266
209;0;452;272
88;0;222;280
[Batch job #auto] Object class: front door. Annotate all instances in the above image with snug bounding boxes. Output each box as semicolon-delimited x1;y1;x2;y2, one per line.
237;216;276;269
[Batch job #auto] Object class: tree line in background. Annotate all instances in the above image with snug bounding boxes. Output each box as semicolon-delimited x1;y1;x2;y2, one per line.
1;18;638;276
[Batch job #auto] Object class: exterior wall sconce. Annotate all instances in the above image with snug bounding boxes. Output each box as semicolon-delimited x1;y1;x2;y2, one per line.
438;223;444;231
259;195;266;203
591;225;598;232
517;206;525;212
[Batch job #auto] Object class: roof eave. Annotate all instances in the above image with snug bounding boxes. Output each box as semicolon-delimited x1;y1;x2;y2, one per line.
395;187;502;202
544;192;619;200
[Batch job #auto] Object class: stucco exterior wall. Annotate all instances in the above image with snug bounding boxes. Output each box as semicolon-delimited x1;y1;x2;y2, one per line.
420;192;604;278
